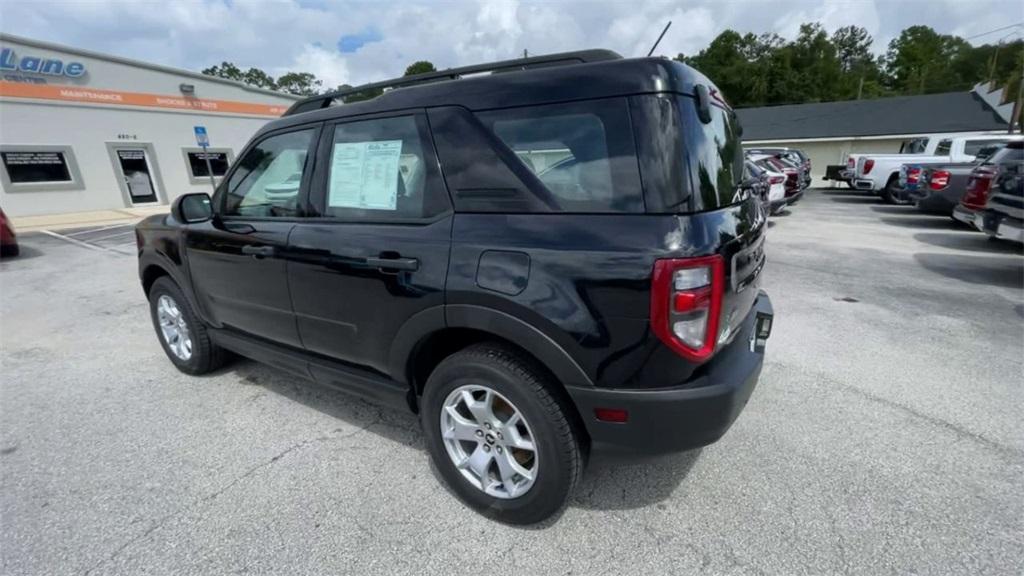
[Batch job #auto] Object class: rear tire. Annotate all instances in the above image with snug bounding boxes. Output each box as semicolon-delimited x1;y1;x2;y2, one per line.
421;343;582;525
148;277;225;375
880;175;907;204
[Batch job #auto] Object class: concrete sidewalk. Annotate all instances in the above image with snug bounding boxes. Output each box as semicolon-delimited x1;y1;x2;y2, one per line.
10;205;168;232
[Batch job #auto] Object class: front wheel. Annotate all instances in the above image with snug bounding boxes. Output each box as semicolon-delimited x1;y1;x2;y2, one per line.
148;276;225;375
421;344;582;524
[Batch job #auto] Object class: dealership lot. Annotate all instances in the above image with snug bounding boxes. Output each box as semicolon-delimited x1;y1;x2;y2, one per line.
1;189;1021;575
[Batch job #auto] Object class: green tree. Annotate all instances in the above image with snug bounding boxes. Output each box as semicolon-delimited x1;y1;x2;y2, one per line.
404;60;437;76
201;61;244;82
275;71;323;96
883;25;970;94
241;68;277;90
830;25;883;99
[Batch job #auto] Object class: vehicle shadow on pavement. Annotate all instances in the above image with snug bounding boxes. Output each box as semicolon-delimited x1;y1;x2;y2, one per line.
879;216;963;230
818;188;865;197
0;243;45;262
829;196;881;204
914;252;1024;289
571;449;701;511
869;205;920;215
221;360;703;517
914;232;1024;254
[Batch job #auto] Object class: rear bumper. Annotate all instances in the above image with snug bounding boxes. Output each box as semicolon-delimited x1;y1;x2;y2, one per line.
566;292;773;456
852;178;874;191
913;191;958;214
769;198;788;214
953;204;980;229
785;189;804;204
979;210;1024;243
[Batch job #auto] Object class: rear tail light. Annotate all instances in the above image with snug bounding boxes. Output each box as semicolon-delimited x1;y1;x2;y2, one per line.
962;165;998;209
863;159;875;175
846;156;854;169
651;255;724;363
907;167;921;184
769;175;785;185
929;170;949;191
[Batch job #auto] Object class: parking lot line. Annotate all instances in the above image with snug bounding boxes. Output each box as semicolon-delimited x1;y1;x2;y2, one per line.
39;229;133;256
64;223;133;238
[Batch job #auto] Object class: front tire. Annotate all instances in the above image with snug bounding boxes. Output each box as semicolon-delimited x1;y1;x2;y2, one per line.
421;344;582;524
148;276;225;375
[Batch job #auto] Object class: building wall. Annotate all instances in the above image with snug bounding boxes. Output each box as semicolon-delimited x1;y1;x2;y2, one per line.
0;100;276;216
0;34;298;217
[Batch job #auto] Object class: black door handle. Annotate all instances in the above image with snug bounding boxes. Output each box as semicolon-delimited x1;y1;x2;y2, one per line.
366;256;419;272
241;245;276;258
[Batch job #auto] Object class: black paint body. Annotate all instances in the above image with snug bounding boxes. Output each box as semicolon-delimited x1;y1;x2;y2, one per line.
136;54;772;454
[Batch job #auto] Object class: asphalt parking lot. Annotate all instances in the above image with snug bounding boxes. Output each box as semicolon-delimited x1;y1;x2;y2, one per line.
2;188;1022;576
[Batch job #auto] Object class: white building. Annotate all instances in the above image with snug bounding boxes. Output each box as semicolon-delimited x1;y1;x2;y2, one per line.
0;34;301;217
736;84;1015;182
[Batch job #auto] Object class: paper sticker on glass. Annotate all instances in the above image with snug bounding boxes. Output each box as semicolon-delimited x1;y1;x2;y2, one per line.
329;140;403;210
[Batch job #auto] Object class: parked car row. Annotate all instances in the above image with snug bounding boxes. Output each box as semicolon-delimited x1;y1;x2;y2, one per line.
744;147;811;216
850;138;1023;244
843;133;1022;204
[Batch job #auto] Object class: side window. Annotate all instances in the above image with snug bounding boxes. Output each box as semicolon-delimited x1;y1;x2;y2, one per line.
323;115;448;220
224;129;315;217
935;139;952;156
476;98;643;213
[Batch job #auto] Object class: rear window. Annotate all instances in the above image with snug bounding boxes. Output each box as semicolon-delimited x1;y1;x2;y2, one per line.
475;98;643;213
964;139;1008;157
984;145;1024;165
629;94;744;212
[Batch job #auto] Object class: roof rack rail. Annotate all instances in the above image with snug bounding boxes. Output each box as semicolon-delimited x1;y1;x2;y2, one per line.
282;49;622;117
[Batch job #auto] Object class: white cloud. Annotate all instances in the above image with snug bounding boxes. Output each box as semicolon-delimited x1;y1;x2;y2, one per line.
278;43;352;89
0;0;1018;87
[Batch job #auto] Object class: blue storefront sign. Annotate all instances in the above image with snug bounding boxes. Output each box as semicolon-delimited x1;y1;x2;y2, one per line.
0;47;86;79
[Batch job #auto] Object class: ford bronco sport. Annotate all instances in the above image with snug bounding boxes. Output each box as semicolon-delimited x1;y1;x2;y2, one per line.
136;50;773;524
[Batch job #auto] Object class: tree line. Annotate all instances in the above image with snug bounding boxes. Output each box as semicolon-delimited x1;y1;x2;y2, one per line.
677;24;1023;108
202;24;1022;109
200;60;437;98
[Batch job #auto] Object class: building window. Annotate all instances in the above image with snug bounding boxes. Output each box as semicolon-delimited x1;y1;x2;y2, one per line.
1;150;73;183
0;145;84;192
181;148;233;184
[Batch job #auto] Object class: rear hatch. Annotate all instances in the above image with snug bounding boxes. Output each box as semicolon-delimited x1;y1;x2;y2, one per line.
631;88;766;364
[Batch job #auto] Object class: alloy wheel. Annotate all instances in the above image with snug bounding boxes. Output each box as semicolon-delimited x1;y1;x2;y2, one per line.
157;295;193;361
439;385;538;499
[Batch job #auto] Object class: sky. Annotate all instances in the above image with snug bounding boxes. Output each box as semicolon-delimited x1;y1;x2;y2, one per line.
1;0;1021;89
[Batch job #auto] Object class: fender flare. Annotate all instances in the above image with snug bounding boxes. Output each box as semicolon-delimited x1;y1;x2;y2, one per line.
388;304;595;390
138;251;205;322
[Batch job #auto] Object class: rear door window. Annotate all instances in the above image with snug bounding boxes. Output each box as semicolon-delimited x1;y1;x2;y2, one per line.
475;98;643;213
935;140;953;156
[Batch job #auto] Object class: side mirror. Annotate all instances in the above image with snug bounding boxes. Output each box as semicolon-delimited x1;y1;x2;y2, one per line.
171;193;213;224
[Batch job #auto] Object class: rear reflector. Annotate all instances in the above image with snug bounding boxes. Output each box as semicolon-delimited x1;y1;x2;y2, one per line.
594;408;629;423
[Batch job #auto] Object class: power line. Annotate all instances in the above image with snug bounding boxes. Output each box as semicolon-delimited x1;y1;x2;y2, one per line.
966;22;1023;41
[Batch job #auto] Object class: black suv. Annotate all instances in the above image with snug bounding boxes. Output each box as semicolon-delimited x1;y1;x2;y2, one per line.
136;50;773;524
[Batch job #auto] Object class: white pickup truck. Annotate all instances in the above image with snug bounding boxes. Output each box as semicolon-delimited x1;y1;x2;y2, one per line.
848;133;1017;203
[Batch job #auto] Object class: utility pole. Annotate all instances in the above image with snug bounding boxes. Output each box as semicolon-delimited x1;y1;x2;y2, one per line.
856;76;864;100
523;49;528;58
